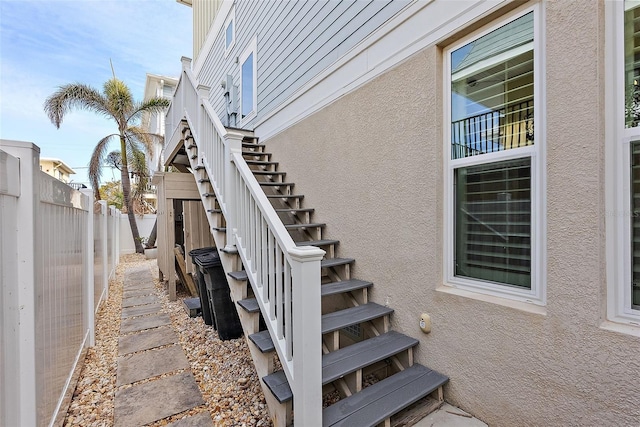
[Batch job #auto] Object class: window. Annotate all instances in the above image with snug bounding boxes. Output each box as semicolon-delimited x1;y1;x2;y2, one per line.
224;7;235;56
240;38;257;121
445;8;544;303
607;0;640;324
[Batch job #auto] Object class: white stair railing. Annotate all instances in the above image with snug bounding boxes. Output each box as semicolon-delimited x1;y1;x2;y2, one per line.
166;58;324;425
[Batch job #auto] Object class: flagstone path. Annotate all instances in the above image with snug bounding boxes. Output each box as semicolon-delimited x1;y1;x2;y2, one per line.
113;265;213;427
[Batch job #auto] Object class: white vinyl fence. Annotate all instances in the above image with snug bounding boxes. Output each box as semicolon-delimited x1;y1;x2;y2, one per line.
0;140;120;427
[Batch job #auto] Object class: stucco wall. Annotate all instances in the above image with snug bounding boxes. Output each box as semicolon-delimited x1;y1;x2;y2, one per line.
260;1;639;425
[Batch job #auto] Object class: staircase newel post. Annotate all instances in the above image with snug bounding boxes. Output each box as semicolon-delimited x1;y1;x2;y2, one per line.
289;246;325;425
224;131;244;251
180;57;192;119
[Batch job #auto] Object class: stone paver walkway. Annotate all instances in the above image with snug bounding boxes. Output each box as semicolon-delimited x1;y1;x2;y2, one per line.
113;265;213;427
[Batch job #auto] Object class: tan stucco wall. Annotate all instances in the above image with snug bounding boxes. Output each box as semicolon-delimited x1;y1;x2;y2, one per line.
261;1;639;425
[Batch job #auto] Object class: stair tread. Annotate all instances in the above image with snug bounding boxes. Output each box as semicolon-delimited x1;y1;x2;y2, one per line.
321;279;372;297
321;257;354;268
295;239;340;247
227;258;350;283
259;182;295;186
323;364;449;427
252;170;286;175
248;330;274;353
285;223;325;229
237;298;259;313
322;303;393;334
262;370;292;403
228;270;248;281
266;194;304;199
275;208;314;213
322;331;418;384
246;160;278;165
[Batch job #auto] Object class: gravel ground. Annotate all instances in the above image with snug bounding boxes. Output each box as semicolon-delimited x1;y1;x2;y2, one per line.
63;254;271;426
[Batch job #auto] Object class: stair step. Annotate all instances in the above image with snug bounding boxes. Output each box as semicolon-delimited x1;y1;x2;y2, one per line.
321;279;372;297
227;257;350;283
191;154;198;159
202;192;215;198
252;170;286;176
243;151;271;157
212;227;226;232
208;209;222;214
186;143;197;149
322;303;393;334
198;178;210;183
242;142;264;149
194;165;205;171
259;182;294;187
275;208;314;214
246;160;278;166
237;298;259;313
323;364;449;427
248;330;274;353
321;257;354;269
266;194;304;200
285;223;324;230
295;239;340;248
228;270;248;281
322;331;418;385
262;370;292;404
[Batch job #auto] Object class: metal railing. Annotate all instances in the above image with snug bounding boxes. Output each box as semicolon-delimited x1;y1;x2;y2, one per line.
451;99;534;159
165;60;324;424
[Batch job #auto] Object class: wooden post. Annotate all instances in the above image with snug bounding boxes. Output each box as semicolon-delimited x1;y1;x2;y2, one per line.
289;246;325;426
225;131;244;252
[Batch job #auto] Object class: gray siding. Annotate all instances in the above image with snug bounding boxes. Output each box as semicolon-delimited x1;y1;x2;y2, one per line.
196;0;411;129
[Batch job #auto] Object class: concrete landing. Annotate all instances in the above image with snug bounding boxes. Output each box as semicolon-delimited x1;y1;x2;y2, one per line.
113;265;211;427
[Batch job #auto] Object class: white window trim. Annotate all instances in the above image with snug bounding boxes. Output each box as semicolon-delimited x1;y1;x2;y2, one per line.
443;4;546;306
239;37;258;124
605;0;640;326
224;6;235;58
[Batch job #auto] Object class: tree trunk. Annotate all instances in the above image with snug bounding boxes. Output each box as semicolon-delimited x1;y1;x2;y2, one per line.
120;135;144;253
146;218;158;248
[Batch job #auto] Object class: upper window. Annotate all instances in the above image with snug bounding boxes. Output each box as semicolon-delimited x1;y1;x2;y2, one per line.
445;8;544;304
224;7;235;56
240;38;257;121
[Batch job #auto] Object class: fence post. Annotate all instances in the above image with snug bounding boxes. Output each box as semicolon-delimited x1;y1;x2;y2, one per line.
224;132;243;252
109;206;117;278
1;141;40;426
81;190;95;347
99;201;108;300
289;246;325;426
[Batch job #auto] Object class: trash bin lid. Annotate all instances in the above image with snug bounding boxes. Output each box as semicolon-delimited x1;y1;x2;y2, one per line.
193;250;221;268
189;246;216;260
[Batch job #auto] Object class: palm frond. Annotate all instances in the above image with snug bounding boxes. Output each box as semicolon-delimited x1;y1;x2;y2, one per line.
128;97;170;125
43;83;109;128
88;134;118;197
125;126;156;158
104;78;134;125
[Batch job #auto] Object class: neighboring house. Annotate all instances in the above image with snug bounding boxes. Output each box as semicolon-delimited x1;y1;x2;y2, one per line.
158;1;640;426
39;157;75;183
141;73;178;212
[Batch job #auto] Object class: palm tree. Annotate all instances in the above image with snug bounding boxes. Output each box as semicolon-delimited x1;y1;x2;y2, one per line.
44;77;169;253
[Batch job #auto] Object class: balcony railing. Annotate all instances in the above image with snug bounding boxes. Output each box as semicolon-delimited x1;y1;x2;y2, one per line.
451;99;534;159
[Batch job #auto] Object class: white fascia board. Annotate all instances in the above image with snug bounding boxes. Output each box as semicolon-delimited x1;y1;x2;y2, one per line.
255;0;507;141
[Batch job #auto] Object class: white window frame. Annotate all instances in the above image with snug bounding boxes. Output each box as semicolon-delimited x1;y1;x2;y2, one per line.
605;0;640;326
239;37;257;124
224;6;235;58
443;4;546;305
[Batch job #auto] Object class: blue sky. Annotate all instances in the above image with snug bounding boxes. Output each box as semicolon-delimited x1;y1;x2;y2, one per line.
0;0;192;185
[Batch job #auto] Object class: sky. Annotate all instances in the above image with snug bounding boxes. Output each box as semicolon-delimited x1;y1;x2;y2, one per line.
0;0;193;186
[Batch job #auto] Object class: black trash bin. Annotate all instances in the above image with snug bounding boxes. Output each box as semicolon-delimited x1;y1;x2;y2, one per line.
196;250;243;341
189;247;216;327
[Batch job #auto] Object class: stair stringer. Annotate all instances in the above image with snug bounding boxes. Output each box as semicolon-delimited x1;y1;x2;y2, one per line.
181;126;294;426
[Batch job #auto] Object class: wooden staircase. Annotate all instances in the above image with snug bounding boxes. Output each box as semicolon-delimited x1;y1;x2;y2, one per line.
182;126;448;426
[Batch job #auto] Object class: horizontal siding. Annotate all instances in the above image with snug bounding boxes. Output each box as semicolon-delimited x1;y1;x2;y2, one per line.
195;0;410;129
